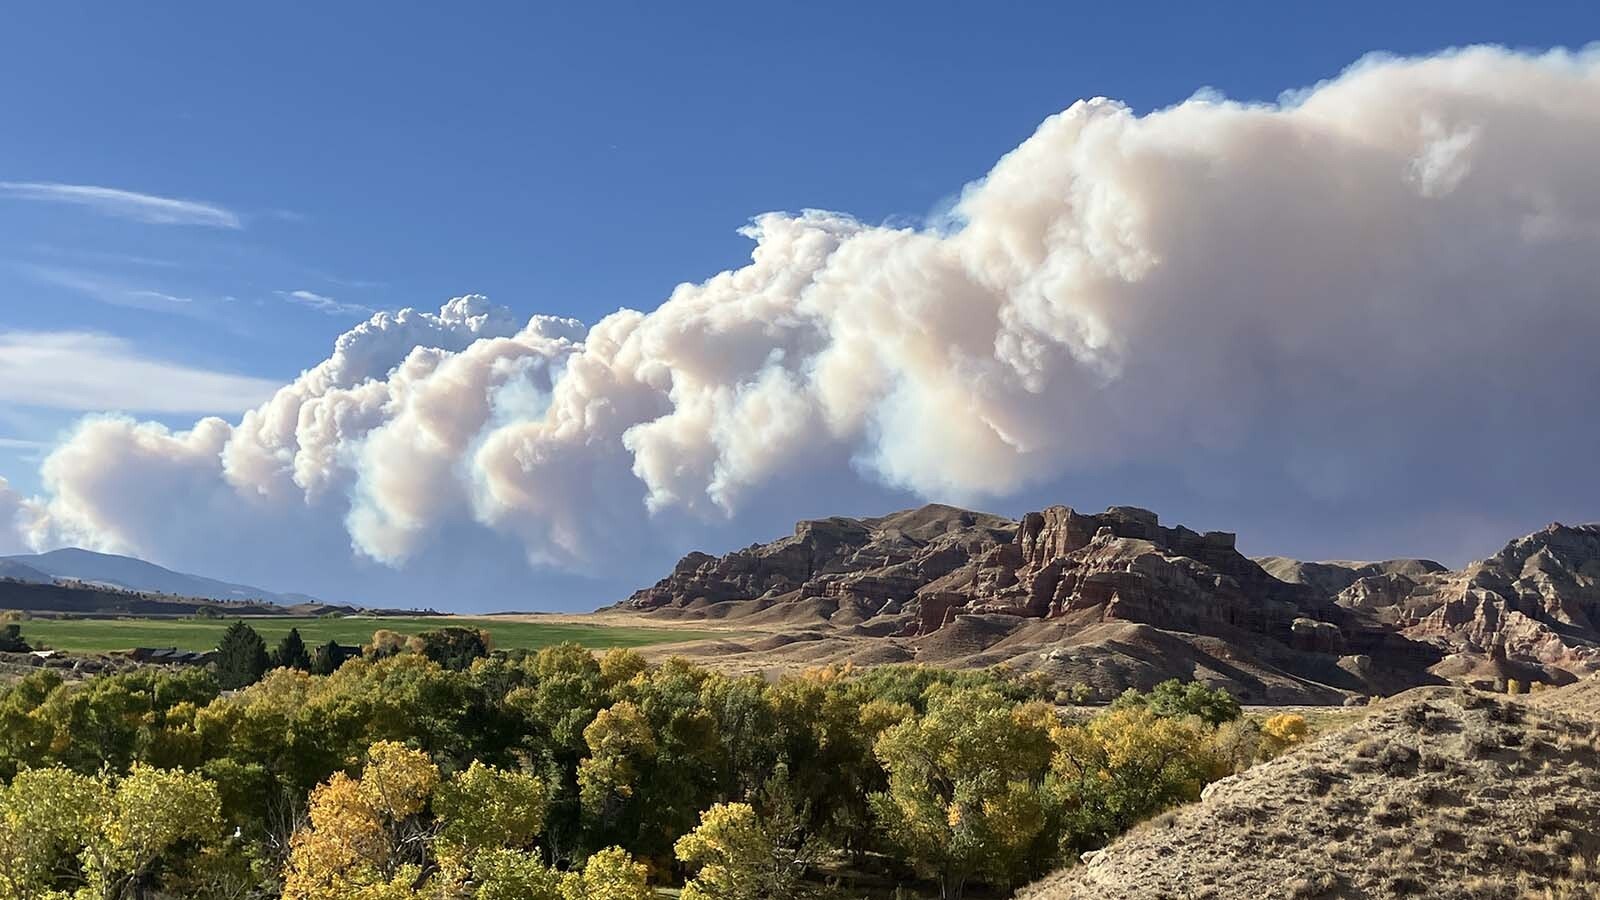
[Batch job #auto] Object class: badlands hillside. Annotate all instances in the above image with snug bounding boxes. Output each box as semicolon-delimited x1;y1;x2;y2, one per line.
621;504;1600;703
1020;680;1600;899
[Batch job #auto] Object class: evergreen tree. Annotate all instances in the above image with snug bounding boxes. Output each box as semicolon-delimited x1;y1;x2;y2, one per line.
272;628;312;671
214;622;270;689
309;640;348;676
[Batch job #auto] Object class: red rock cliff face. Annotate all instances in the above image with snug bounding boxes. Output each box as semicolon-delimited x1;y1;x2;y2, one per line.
1346;523;1600;674
620;504;1600;690
911;505;1337;649
620;504;1016;613
624;503;1363;656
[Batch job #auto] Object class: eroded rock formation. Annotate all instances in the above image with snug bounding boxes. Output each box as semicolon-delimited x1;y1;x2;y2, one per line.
621;503;1600;696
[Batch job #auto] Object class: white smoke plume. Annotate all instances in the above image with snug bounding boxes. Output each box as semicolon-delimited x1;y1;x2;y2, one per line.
9;46;1600;606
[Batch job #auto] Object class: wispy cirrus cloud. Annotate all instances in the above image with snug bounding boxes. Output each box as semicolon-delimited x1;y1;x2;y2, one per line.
16;263;198;312
0;331;280;414
278;289;374;317
0;181;242;229
25;245;183;269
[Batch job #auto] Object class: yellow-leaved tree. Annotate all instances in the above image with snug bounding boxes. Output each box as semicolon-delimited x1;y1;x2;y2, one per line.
282;740;440;900
675;802;776;900
577;701;656;813
0;764;222;900
560;846;653;900
1259;713;1310;759
284;738;652;900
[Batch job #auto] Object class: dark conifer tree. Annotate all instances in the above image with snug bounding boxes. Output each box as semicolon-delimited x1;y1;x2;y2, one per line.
272;627;312;671
214;621;270;689
309;639;348;676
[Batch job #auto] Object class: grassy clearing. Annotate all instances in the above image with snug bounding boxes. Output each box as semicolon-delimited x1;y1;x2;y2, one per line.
16;615;721;654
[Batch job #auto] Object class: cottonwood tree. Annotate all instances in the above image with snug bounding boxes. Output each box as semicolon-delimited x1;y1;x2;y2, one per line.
282;740;440;899
1050;705;1225;849
559;846;653;900
0;763;223;900
870;687;1057;900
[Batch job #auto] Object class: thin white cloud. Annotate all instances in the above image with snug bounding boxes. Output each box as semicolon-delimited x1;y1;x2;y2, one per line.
278;289;374;317
0;437;46;450
0;331;280;414
0;181;242;229
17;264;199;312
25;245;183;268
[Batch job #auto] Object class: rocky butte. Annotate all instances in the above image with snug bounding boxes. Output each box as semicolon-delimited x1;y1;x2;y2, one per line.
621;504;1600;704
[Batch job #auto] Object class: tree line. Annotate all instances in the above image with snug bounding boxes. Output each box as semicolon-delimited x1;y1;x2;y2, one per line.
0;621;1311;899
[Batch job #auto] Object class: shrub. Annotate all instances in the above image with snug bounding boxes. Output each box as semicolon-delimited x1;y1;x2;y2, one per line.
0;622;29;652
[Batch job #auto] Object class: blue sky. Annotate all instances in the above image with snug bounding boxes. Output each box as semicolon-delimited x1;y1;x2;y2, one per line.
2;3;1598;606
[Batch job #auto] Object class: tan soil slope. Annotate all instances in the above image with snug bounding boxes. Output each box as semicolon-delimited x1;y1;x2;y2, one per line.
1532;673;1600;720
1021;687;1600;900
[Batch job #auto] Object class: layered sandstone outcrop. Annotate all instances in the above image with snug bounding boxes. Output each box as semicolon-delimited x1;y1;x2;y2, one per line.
620;504;1600;696
1346;523;1600;677
622;504;1015;613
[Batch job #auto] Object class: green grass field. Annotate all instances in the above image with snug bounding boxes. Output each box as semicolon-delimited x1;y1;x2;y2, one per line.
16;615;720;655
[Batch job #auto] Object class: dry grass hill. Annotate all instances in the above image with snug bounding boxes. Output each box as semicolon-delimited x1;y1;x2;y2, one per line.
1020;683;1600;899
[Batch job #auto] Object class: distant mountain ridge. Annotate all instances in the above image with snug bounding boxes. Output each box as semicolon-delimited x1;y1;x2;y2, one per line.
0;547;322;607
0;559;53;584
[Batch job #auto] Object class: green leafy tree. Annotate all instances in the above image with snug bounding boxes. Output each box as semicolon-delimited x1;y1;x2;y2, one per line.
214;621;271;690
469;848;564;900
578;701;656;815
411;627;492;670
1110;679;1240;726
870;688;1057;900
82;764;225;899
0;763;223;900
0;766;103;897
1051;706;1226;850
434;761;549;867
272;627;313;671
597;658;723;857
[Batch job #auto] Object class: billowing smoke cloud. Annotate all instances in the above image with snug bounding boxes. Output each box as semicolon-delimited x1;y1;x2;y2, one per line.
9;46;1600;606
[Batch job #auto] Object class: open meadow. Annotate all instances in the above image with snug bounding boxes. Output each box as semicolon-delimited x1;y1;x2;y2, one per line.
17;614;723;654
